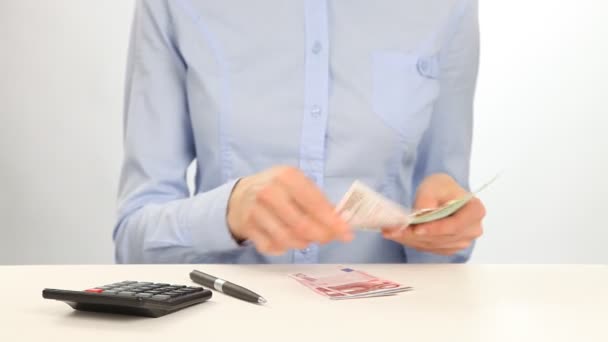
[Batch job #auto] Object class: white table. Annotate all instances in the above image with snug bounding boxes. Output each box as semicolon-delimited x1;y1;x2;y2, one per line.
2;264;607;341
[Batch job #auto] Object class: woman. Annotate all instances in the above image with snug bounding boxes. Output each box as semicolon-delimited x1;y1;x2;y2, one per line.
114;0;485;264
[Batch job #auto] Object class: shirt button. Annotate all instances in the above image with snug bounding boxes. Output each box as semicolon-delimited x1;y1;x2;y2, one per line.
311;41;322;54
310;105;322;118
418;59;429;75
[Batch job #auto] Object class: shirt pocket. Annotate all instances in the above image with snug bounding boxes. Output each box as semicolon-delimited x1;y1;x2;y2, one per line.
371;50;440;143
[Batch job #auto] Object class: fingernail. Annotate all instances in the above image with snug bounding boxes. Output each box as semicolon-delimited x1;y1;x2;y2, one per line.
415;228;427;236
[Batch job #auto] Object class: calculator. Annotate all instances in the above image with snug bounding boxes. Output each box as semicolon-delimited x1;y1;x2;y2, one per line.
42;281;212;318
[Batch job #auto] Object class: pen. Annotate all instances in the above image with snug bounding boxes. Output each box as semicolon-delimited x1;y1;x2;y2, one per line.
189;269;267;304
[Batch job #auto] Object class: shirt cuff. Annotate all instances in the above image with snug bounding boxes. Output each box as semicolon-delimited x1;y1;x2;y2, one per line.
186;179;244;253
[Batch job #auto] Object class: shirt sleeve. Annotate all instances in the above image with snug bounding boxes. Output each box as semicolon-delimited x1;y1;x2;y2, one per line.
113;0;242;264
407;0;480;263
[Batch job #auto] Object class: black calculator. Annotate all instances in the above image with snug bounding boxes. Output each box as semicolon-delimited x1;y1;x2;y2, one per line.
42;281;212;318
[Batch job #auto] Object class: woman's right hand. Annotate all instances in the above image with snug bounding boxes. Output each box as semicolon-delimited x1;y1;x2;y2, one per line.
227;166;353;255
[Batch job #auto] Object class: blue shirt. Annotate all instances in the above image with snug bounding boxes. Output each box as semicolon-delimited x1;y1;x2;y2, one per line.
113;0;480;264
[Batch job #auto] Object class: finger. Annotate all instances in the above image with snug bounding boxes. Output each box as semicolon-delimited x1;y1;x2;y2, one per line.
441;197;486;231
276;168;351;239
383;223;438;241
409;221;455;239
414;173;466;209
382;226;478;253
251;220;302;256
382;226;422;246
256;182;303;228
413;190;441;211
426;238;475;252
421;223;482;251
430;243;473;256
382;233;457;255
256;182;344;244
454;223;484;242
278;169;346;233
381;226;406;240
411;198;485;237
250;203;309;250
382;221;477;255
246;226;279;255
294;215;340;244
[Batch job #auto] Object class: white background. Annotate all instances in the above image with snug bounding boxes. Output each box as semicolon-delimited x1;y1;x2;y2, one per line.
1;1;606;264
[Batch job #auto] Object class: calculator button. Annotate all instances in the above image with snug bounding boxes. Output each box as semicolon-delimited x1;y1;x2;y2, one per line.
170;285;186;288
117;292;136;296
85;288;104;293
103;290;118;295
135;293;153;298
151;295;171;301
154;283;169;287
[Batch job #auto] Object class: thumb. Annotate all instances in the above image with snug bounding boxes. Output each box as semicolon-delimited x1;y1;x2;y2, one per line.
414;189;441;210
414;174;463;210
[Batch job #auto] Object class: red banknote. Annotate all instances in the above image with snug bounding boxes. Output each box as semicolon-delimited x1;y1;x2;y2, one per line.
289;267;412;300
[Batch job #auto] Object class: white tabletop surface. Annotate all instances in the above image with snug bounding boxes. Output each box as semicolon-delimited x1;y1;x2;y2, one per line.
2;264;607;342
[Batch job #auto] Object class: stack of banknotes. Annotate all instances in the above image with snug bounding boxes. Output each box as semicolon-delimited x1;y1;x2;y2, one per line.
289;267;412;300
335;175;498;231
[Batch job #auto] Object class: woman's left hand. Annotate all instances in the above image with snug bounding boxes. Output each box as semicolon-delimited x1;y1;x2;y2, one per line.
382;173;486;256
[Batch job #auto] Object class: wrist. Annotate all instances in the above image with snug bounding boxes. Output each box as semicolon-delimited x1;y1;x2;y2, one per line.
226;178;247;243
